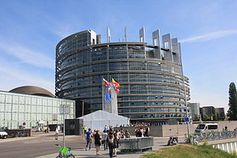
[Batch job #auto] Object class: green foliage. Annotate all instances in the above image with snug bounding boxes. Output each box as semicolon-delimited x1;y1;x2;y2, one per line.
227;82;237;120
192;114;200;121
142;144;237;158
203;114;210;121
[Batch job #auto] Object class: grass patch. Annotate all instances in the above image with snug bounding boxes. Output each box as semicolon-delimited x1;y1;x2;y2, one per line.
142;144;237;158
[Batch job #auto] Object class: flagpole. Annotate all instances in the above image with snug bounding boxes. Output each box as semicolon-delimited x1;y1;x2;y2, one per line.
102;78;105;111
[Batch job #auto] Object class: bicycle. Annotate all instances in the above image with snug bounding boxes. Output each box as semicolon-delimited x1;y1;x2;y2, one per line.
185;134;199;145
55;144;75;158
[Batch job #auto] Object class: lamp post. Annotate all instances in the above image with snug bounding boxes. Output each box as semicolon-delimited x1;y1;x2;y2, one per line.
60;104;69;147
63;104;65;147
180;55;190;136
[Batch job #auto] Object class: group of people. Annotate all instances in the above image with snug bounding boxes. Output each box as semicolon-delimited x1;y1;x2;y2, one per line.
84;125;131;157
135;127;150;137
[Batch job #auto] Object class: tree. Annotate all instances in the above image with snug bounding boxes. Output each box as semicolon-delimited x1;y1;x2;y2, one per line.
192;114;199;121
202;114;210;121
227;82;237;120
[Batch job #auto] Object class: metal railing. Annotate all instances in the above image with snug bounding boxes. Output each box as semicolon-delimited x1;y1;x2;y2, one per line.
188;130;237;144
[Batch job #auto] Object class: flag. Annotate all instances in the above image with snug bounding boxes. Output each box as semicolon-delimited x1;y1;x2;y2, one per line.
112;78;120;88
105;93;112;102
112;78;120;94
103;78;111;87
115;88;120;94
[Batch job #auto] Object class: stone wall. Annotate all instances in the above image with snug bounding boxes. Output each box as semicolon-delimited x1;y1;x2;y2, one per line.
112;121;237;137
115;124;197;137
218;121;237;131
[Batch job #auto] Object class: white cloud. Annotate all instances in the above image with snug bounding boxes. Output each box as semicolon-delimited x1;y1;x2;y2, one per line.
0;58;54;93
180;29;237;43
0;41;54;70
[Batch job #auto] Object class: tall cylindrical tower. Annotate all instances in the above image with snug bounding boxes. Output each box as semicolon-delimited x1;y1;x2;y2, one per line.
55;29;190;125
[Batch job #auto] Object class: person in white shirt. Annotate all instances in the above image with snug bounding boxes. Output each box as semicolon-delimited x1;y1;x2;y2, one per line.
55;126;59;140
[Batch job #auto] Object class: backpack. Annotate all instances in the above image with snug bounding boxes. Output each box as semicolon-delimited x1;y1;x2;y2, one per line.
108;133;114;143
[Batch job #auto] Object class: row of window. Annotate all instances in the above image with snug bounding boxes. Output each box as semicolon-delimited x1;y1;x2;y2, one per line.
61;45;172;62
58;71;183;88
0;94;73;106
119;102;184;107
60;74;184;88
0;104;64;113
119;108;184;113
0;112;63;121
0;112;72;129
63;88;184;99
59;60;178;73
123;113;185;119
57;46;180;71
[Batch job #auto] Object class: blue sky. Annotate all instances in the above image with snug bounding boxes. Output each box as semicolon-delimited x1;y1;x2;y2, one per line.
0;0;237;111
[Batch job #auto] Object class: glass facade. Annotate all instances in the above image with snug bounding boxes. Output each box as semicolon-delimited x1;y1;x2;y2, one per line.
0;91;75;129
55;30;190;124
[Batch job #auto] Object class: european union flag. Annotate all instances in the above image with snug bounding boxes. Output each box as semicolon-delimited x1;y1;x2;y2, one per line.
105;93;112;102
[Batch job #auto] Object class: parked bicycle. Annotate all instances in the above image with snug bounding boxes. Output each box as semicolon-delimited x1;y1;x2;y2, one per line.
55;144;75;158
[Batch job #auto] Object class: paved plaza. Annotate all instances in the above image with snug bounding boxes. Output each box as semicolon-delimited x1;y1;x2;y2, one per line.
37;148;143;158
0;132;172;158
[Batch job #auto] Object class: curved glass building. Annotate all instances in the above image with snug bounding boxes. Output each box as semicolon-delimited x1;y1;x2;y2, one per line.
56;29;190;125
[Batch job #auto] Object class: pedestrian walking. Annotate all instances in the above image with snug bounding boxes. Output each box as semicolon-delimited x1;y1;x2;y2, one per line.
93;130;101;155
144;127;150;137
55;126;59;140
107;130;114;158
113;130;120;157
82;126;87;135
102;130;108;150
85;128;92;150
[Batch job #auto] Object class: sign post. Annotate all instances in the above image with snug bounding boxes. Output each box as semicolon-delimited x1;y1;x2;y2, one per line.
60;104;70;147
184;116;189;124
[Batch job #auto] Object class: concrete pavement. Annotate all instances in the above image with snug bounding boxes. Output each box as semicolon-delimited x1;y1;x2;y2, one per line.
35;137;174;158
36;148;144;158
2;131;236;158
0;132;178;158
